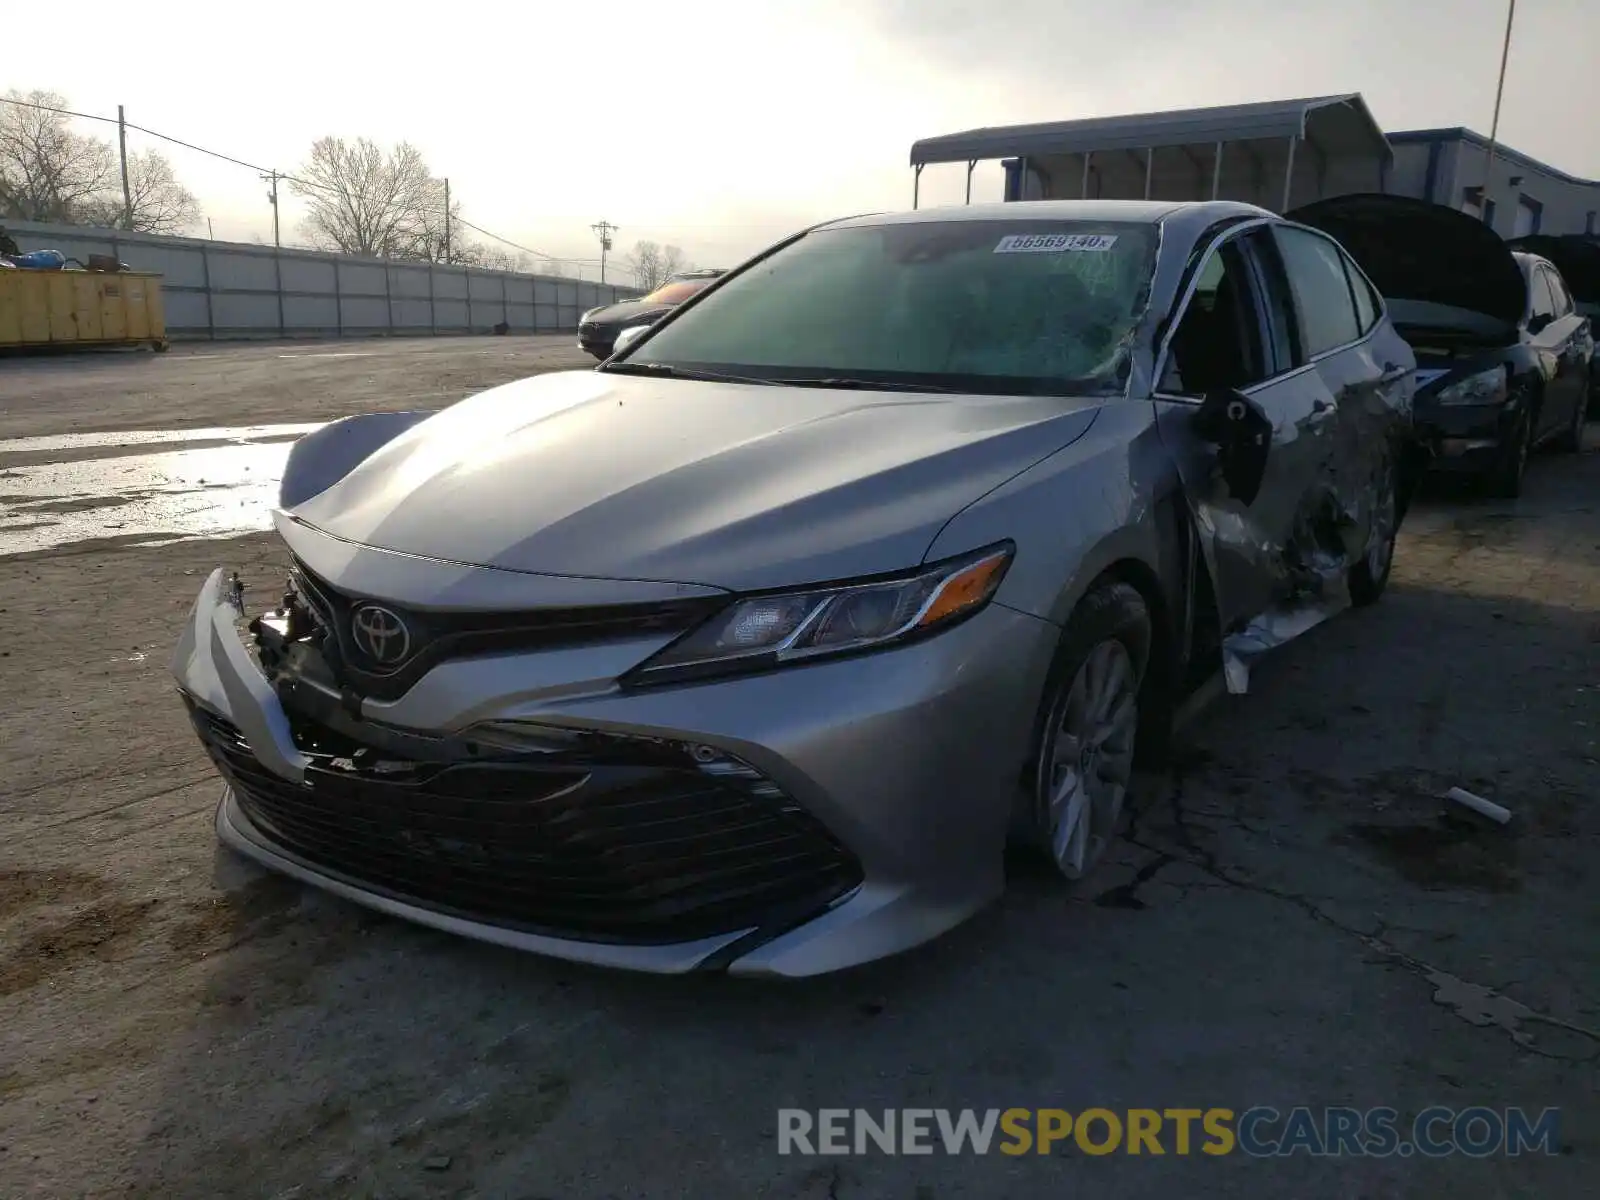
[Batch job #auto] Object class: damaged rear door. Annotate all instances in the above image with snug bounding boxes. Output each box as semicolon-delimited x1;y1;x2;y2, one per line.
1269;223;1411;564
1153;221;1347;671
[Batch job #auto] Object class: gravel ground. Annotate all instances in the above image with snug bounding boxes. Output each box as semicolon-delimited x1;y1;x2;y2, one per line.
1;341;1596;1198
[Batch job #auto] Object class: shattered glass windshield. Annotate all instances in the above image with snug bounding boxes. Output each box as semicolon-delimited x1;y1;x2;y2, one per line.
614;220;1160;396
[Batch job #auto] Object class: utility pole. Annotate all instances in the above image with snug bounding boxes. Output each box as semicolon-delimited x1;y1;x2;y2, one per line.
591;220;617;283
1481;0;1517;231
262;171;281;247
117;105;133;231
443;177;452;264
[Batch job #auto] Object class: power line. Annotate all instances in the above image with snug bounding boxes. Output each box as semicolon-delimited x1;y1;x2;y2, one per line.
453;214;558;263
126;119;275;175
0;95;116;125
2;94;624;272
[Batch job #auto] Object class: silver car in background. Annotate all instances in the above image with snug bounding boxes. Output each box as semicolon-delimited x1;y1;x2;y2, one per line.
173;200;1416;978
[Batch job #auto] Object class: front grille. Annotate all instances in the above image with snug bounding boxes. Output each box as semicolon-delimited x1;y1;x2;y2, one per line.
191;703;862;945
293;561;726;702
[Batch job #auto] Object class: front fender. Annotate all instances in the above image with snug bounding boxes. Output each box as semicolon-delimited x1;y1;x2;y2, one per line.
278;410;436;510
923;400;1179;629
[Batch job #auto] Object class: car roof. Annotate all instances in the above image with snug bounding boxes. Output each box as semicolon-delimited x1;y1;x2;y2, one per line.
821;199;1272;231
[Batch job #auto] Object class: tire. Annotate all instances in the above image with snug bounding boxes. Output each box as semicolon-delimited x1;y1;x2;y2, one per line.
1485;406;1532;499
1552;385;1587;454
1349;449;1398;607
1025;582;1151;881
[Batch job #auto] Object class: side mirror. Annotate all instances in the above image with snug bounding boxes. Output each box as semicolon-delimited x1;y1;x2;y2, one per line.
611;325;652;357
1193;389;1272;505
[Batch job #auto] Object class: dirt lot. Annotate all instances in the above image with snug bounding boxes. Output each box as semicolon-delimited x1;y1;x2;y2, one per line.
1;339;1597;1199
0;336;593;438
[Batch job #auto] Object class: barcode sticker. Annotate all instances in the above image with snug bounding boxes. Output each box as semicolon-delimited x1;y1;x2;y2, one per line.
994;233;1118;254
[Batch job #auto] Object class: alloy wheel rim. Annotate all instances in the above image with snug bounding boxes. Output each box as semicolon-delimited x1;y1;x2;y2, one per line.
1042;639;1139;879
1366;461;1397;577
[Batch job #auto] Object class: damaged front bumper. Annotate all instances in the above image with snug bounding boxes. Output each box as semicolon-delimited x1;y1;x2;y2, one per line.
173;567;1058;978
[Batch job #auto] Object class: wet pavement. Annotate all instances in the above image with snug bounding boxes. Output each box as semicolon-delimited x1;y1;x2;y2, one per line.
0;423;324;556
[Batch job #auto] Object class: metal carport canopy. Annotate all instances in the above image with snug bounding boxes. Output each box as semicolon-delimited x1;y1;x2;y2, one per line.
907;94;1392;211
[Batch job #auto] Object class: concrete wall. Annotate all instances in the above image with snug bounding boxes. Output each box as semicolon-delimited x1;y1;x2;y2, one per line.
5;220;640;341
1444;140;1600;238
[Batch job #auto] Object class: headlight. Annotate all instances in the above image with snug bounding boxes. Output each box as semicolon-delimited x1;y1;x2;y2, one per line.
1433;367;1507;406
627;543;1014;683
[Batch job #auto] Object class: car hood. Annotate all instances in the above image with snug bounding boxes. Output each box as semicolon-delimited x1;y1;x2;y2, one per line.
584;299;670;327
1509;234;1600;303
288;370;1108;592
1286;193;1526;327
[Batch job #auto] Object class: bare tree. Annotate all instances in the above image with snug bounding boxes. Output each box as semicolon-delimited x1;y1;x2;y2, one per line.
1;91;199;233
291;136;446;259
475;246;535;272
0;89;116;223
108;149;200;234
625;240;691;290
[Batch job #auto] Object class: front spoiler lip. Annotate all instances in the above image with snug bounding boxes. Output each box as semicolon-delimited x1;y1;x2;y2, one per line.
215;786;762;974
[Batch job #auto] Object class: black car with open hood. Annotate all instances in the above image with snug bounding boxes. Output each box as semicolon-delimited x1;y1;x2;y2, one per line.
1289;194;1592;497
577;269;726;360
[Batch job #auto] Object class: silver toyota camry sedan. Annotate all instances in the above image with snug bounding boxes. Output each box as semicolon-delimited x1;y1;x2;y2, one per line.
173;200;1416;978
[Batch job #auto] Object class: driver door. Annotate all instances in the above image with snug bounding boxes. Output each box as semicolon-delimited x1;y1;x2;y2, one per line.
1154;224;1342;638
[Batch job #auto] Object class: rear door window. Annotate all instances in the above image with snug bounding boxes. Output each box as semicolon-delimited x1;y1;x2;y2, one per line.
1543;268;1574;317
1273;227;1362;358
1529;269;1558;325
1346;254;1381;333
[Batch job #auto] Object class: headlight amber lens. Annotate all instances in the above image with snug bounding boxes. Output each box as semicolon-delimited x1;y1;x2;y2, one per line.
632;544;1012;679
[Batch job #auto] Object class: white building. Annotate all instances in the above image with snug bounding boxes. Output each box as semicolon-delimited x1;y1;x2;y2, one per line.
908;94;1600;239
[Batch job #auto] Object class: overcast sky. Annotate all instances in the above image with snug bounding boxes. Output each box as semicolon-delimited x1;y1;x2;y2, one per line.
17;0;1598;277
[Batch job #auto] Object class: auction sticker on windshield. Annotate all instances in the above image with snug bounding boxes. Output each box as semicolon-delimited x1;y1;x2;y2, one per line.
994;234;1119;253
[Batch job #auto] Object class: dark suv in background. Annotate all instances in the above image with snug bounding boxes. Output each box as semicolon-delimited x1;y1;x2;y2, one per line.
1291;195;1592;498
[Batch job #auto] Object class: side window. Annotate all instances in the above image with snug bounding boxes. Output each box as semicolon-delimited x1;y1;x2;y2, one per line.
1273;226;1362;357
1161;233;1273;395
1544;268;1573;317
1346;253;1380;333
1529;269;1558;324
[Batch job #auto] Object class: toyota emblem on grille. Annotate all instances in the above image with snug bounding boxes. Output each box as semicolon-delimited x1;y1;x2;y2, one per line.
350;604;410;665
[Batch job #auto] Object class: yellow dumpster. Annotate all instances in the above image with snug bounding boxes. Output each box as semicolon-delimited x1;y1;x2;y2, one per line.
0;268;168;351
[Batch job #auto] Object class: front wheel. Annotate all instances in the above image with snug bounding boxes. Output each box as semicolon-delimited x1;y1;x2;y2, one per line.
1027;582;1150;880
1485;408;1532;499
1552;386;1587;454
1349;452;1398;607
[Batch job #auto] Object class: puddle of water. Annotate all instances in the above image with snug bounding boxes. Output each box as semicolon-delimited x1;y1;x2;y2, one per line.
0;440;294;556
0;423;323;458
